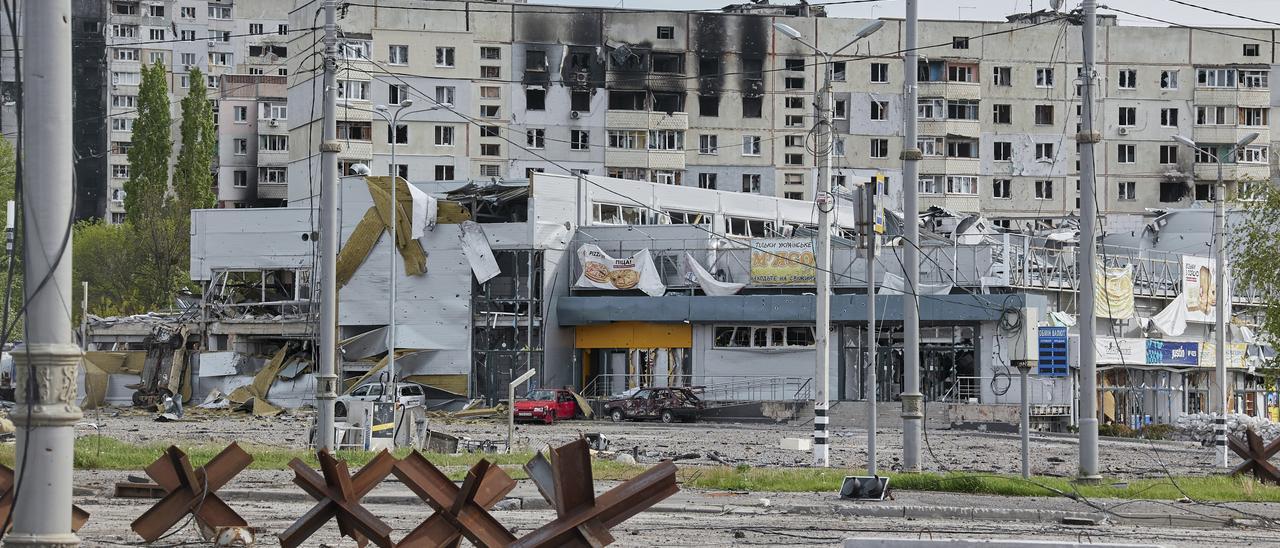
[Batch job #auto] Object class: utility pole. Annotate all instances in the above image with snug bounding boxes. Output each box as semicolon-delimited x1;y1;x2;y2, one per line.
315;0;341;452
10;0;81;545
900;0;923;472
865;184;877;476
1077;0;1102;483
811;52;834;469
774;18;884;469
1213;156;1229;468
1169;131;1254;468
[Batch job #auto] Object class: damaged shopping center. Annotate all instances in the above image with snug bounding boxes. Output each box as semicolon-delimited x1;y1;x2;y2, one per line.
82;172;1277;430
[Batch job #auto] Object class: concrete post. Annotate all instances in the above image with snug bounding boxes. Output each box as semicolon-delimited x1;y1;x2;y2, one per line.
865;184;877;477
8;0;82;545
1213;159;1227;467
900;0;923;472
315;0;340;452
1077;0;1102;483
812;54;833;468
1019;364;1032;479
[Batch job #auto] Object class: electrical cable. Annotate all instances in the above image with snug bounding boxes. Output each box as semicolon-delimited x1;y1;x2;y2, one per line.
1101;5;1280;44
1159;0;1280;28
344;48;1037;317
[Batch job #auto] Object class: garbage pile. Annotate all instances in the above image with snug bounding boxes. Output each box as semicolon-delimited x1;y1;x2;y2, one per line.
1175;413;1280;443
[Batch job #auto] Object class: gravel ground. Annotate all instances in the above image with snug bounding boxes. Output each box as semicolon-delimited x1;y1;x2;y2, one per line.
83;407;1220;478
72;488;1280;547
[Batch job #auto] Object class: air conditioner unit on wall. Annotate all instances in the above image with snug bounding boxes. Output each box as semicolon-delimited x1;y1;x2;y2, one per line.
1117;127;1129;136
269;119;279;127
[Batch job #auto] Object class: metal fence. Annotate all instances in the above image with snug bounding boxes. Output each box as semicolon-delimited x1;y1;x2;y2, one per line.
570;233;1263;304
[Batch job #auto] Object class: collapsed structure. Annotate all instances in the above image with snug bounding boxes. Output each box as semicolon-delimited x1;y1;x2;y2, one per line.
82;172;1277;429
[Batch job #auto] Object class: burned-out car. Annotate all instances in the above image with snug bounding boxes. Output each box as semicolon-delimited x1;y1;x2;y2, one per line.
603;387;703;423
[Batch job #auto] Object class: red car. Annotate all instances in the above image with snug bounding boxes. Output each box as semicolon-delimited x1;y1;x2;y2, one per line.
514;389;580;424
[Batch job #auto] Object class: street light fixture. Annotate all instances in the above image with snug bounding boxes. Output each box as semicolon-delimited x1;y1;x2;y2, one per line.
370;98;435;404
1171;130;1258;468
775;19;883;470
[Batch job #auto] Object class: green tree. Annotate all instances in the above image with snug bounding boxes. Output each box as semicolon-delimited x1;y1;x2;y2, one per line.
124;62;185;310
174;67;216;209
124;62;171;223
72;221;144;318
0;137;20;341
1233;180;1280;381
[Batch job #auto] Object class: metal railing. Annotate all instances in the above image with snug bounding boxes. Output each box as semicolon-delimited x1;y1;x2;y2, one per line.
569;233;1263;305
580;374;813;402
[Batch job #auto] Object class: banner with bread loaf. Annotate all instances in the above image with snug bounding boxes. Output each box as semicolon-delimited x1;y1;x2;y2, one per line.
575;244;666;296
1181;255;1231;324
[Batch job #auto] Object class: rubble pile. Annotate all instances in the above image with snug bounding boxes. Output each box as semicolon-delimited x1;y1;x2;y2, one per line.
1175;413;1280;443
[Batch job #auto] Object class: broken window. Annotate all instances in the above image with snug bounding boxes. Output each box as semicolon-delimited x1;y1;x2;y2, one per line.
1159;181;1186;202
652;92;684;113
651;53;684;74
525;50;547;72
657;26;675;39
337;121;371;141
699;56;720;77
1035;104;1054;125
525;88;546;110
785;58;805;72
741;57;763;78
742;97;762;118
698;95;719;117
608;90;646;111
832;62;846;82
726;216;773;237
571;91;591;112
592;203;648;225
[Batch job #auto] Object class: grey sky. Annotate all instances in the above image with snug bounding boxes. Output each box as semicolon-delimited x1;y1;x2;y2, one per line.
529;0;1280;28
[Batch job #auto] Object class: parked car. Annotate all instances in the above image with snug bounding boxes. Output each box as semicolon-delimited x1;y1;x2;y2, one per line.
335;382;428;417
604;387;703;423
514;388;580;424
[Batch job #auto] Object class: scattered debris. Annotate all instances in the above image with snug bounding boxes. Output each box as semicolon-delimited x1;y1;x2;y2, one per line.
780;437;811;451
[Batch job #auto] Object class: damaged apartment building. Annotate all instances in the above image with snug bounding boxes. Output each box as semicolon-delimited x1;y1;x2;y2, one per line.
80;1;1279;426
289;0;1279;234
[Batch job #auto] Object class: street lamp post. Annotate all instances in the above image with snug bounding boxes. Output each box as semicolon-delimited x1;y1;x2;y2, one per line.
373;100;415;402
1172;131;1258;468
774;19;884;468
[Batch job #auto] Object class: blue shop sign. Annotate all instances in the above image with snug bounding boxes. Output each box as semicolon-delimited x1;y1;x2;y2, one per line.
1145;340;1199;366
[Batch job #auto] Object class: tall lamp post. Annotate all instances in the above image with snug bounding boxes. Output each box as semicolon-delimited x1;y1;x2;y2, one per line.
773;19;884;468
371;100;440;401
1172;131;1257;468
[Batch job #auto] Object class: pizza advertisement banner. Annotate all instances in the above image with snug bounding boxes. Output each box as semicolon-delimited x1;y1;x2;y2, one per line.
750;238;816;286
574;244;666;297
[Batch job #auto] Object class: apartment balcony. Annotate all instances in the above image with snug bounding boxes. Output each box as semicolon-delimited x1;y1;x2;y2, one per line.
339;140;373;160
605;110;689;131
605;149;686;170
1192;125;1269;146
920;157;980;175
1194;87;1271;107
919;119;980;138
920;194;980;213
257;183;288;200
257;118;288;135
257;149;290;167
336;102;372;121
917;81;981;101
1193;162;1269;181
